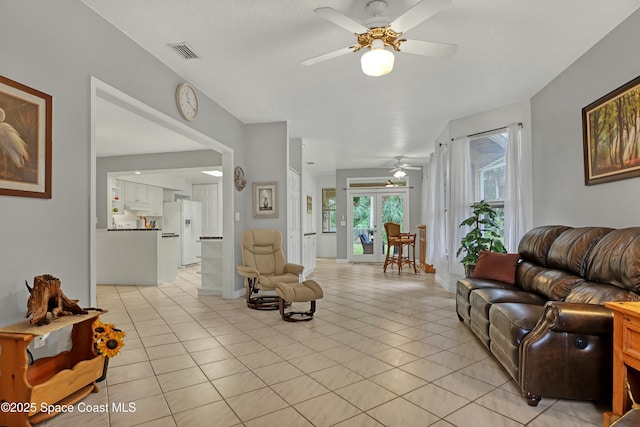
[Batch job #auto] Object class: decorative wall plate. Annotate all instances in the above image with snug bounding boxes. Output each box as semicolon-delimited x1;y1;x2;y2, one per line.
234;166;247;191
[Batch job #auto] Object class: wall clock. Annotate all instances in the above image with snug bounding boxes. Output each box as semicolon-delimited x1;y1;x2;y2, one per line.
234;166;247;191
176;82;199;121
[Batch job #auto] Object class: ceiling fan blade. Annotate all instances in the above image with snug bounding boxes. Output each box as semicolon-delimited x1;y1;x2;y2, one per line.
314;7;369;34
390;0;451;33
400;39;457;57
404;166;422;170
300;46;353;66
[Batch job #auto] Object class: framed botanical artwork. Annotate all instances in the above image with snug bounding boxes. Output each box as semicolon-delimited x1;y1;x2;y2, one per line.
0;75;52;198
253;182;278;219
582;74;640;186
307;195;312;214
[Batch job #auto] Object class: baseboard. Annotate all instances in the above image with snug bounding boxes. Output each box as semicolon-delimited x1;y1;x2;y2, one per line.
232;288;245;299
336;258;349;264
435;273;455;293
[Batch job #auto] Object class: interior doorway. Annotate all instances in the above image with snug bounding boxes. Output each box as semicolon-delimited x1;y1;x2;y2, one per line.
89;77;236;303
347;187;410;262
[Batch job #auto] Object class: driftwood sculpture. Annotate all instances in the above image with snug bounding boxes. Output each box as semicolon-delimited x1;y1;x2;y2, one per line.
26;274;88;325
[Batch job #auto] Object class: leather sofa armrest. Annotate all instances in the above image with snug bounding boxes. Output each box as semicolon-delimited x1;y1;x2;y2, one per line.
237;265;259;279
540;301;613;336
284;263;304;276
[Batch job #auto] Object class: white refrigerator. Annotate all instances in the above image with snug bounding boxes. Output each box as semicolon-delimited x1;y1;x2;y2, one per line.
164;200;202;266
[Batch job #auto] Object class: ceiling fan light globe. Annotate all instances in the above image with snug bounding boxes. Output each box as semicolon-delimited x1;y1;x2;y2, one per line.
393;170;406;178
361;48;394;76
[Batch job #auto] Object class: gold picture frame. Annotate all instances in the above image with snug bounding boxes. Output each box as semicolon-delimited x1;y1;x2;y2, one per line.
582;74;640;186
0;75;52;198
253;182;278;219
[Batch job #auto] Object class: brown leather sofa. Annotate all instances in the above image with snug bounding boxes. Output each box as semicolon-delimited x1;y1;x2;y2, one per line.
456;225;640;406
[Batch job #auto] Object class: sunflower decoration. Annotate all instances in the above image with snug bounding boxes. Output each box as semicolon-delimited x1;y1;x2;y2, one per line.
92;319;125;358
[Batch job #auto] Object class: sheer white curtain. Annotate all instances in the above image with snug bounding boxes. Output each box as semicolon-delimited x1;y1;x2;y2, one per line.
504;123;533;252
426;148;447;267
447;137;472;276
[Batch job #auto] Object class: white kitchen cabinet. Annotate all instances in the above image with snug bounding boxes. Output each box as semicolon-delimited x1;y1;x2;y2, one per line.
147;185;163;216
124;181;148;204
193;183;221;237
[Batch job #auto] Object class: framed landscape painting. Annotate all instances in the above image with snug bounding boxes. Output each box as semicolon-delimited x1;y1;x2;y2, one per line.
0;75;52;198
582;74;640;186
253;182;278;219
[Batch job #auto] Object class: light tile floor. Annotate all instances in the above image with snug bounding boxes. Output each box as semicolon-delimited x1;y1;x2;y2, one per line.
37;259;608;426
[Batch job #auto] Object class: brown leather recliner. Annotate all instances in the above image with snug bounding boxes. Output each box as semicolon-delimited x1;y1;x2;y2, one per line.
456;225;640;406
237;229;304;310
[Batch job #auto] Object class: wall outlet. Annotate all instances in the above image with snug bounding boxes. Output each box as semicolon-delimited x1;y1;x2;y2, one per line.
33;333;50;349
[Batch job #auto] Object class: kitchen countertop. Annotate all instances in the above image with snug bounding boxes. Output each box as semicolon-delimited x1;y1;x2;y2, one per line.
107;228;161;231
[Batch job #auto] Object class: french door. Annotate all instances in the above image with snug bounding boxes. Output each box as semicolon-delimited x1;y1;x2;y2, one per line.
347;189;409;262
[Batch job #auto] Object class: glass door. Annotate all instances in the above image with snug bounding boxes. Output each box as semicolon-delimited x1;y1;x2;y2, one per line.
349;190;408;262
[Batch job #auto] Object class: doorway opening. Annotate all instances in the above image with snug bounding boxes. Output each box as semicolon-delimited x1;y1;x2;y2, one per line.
347;178;410;262
89;77;236;303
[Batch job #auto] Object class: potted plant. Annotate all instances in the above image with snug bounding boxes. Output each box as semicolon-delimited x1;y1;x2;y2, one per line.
456;200;506;277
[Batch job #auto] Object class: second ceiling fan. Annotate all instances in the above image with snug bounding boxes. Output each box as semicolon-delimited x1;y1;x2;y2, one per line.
302;0;457;76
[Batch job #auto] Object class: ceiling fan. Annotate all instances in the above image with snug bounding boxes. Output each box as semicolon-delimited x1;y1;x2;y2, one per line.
301;0;457;76
389;157;421;178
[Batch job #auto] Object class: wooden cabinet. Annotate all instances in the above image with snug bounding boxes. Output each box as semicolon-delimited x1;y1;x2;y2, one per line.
604;301;640;426
0;311;105;427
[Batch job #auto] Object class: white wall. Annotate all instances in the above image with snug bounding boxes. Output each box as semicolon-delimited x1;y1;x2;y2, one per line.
0;0;245;325
531;8;640;228
315;174;337;258
244;122;289;256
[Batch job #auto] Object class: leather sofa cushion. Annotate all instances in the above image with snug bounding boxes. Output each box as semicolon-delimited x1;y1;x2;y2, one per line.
471;251;521;284
520;269;584;301
471;288;546;319
518;226;571;267
546;227;613;276
489;303;544;346
585;227;640;292
457;278;519;302
565;282;640;305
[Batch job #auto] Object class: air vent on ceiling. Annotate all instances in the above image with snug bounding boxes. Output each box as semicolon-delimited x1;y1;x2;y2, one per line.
168;42;200;59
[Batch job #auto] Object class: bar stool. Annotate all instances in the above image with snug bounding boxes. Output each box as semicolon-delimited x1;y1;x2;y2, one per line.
383;222;417;274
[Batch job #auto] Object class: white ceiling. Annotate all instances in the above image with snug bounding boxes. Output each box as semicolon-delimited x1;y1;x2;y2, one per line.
84;0;640;174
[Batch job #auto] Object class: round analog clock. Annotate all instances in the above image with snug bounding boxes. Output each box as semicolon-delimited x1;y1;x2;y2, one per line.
176;82;199;121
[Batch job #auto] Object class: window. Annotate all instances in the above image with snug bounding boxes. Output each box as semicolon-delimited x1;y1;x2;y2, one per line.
470;131;507;236
322;188;336;233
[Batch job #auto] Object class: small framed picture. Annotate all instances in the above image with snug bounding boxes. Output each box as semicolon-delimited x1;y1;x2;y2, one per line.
307;195;312;214
253;182;278;219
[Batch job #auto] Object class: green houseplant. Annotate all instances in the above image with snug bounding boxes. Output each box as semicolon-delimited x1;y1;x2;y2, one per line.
456;200;506;276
